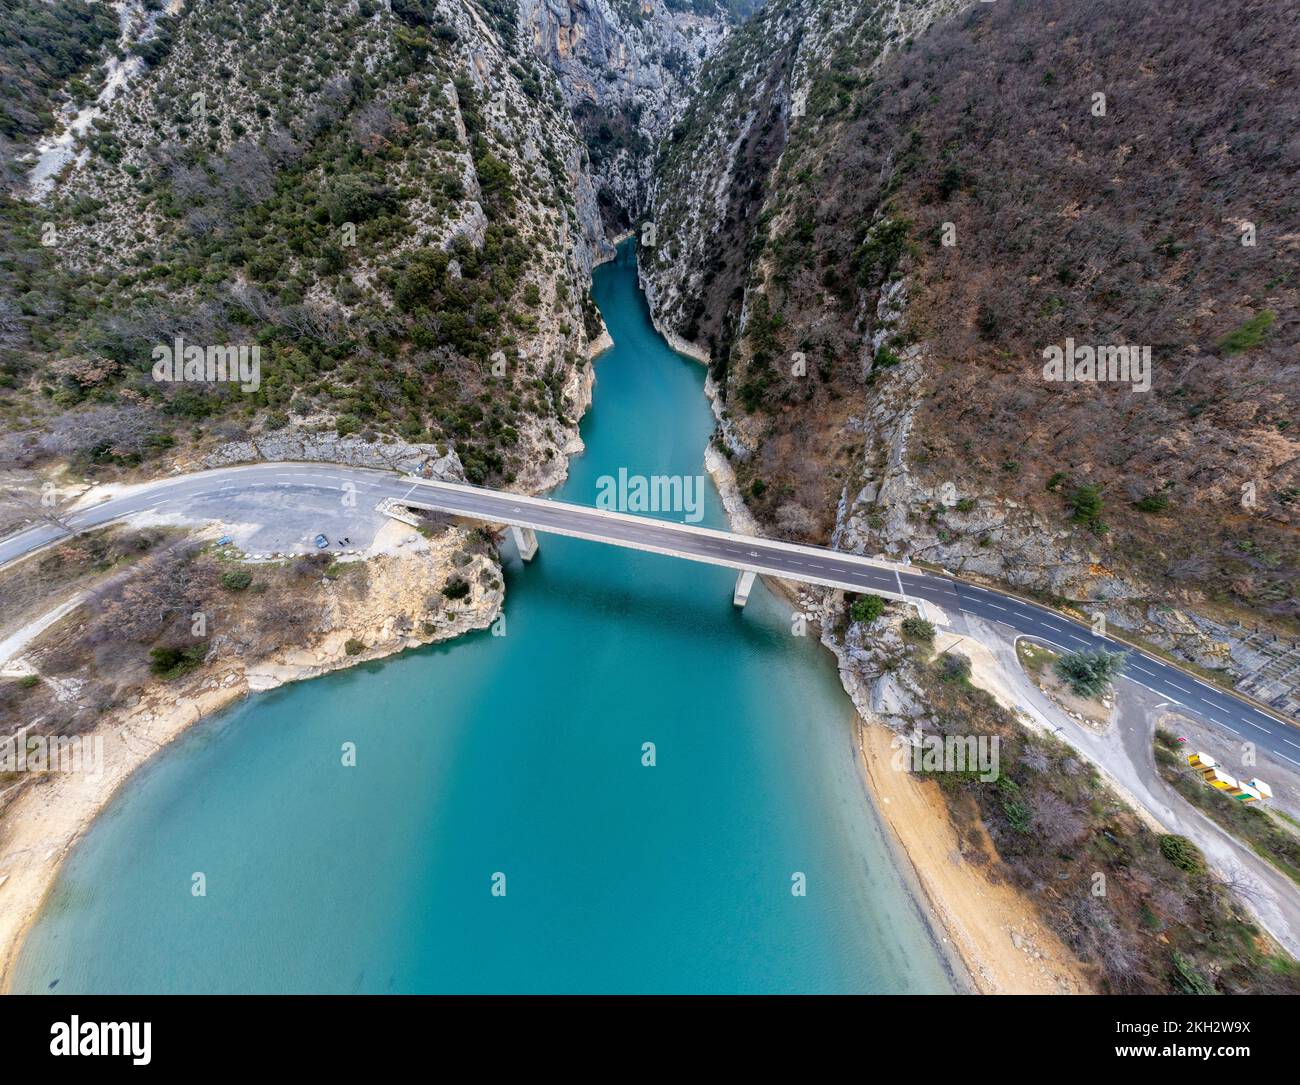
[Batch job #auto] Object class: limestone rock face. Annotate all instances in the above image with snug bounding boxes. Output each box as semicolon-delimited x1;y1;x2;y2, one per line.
641;0;1297;701
198;435;466;479
17;0;617;500
520;0;735;226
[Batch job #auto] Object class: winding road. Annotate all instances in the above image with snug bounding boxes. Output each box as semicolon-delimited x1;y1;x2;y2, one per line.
3;460;1298;769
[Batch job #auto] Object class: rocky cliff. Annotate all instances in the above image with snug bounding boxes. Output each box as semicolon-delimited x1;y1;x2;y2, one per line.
2;0;612;492
642;0;1299;687
519;0;752;229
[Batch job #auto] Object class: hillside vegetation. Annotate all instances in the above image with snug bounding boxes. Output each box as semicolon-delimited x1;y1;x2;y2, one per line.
647;0;1297;632
1;0;609;488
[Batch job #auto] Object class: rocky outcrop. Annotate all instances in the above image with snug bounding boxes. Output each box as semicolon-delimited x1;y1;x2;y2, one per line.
643;0;1299;709
197;435;465;478
13;0;616;498
520;0;737;227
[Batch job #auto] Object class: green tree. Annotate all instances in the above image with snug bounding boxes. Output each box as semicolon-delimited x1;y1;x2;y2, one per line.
850;594;885;623
149;644;206;679
1053;648;1126;697
1159;834;1205;875
1067;483;1106;534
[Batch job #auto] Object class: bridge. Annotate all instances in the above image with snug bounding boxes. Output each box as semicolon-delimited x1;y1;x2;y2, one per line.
3;461;1296;771
386;477;943;618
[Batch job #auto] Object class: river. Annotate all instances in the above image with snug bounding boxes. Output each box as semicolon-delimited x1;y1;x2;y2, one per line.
11;241;953;993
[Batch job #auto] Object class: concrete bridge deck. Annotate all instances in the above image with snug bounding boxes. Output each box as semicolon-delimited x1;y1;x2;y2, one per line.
393;478;938;615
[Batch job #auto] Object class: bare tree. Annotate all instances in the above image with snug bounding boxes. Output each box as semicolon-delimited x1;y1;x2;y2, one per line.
88;542;208;643
36;406;162;460
0;295;26;351
0;485;80;537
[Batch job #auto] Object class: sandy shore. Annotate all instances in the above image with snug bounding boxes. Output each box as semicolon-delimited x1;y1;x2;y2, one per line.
0;525;503;991
857;721;1093;994
683;317;1090;992
0;679;248;990
0;285;615;989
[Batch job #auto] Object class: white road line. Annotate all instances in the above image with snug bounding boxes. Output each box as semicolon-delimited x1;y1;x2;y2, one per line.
987;603;1007;612
1130;682;1183;706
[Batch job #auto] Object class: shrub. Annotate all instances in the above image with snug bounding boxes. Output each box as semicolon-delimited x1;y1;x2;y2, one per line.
901;616;935;643
149;644;206;679
1134;492;1170;513
938;652;971;684
1170;952;1215;994
1067;483;1106;533
220;567;253;591
343;638;365;656
850;594;885;623
1053;648;1125;697
1217;310;1274;355
442;578;471;600
1159;834;1205;875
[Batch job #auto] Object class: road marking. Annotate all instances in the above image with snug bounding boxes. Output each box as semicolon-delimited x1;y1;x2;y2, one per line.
1284;738;1300;751
987;603;1006;612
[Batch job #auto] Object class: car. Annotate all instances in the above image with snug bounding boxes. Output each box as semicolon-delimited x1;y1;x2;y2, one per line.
313;534;329;549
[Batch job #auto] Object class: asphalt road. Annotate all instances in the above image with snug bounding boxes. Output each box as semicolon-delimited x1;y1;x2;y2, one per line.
4;461;1297;768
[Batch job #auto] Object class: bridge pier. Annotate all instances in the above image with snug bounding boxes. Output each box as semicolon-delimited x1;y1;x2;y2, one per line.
510;525;539;561
733;569;756;607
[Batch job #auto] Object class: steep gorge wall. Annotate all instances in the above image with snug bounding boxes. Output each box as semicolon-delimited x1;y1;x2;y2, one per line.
519;0;746;229
642;0;1299;687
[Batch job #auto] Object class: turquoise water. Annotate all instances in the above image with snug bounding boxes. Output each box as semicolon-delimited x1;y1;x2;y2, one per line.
12;243;953;993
